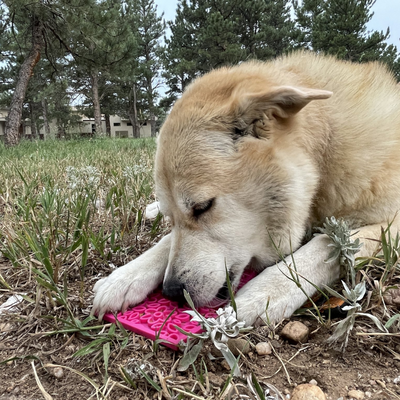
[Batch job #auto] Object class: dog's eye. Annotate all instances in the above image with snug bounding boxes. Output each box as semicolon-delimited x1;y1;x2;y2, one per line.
233;127;245;137
193;198;214;218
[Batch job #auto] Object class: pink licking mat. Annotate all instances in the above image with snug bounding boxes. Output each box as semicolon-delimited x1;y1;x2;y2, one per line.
103;269;257;350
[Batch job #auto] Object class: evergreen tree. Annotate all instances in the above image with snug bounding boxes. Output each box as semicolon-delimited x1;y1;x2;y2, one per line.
294;0;393;62
162;0;200;103
67;0;136;136
236;0;296;60
135;0;166;136
163;0;297;101
0;0;104;145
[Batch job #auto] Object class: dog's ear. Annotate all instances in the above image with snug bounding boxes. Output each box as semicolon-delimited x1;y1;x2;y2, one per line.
231;86;332;138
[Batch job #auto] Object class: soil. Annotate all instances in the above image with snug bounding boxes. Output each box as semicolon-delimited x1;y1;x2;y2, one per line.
1;252;400;400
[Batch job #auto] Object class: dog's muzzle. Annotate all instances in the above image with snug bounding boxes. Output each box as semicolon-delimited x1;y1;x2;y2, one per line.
162;279;186;305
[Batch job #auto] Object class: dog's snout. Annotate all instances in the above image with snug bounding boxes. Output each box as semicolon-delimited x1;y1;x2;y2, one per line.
162;279;186;304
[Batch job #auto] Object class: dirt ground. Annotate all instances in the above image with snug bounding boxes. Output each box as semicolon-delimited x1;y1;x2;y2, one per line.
1;256;400;400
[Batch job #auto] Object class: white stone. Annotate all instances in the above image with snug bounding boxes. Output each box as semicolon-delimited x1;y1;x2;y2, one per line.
255;341;272;355
291;383;326;400
347;389;364;400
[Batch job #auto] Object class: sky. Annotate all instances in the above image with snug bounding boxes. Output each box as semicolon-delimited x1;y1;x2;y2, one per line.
154;0;400;48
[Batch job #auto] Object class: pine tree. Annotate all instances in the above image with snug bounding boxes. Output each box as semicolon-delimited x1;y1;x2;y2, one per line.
68;0;136;136
162;0;200;103
235;0;296;60
163;0;245;102
135;0;166;137
163;0;297;101
294;0;392;62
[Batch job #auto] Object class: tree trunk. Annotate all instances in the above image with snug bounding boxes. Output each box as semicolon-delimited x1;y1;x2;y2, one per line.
150;114;156;137
91;71;103;136
41;98;51;138
4;20;43;146
129;84;140;139
105;114;111;137
57;119;65;139
29;102;37;139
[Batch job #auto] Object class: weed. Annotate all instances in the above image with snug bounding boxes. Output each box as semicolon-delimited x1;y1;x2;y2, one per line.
319;217;388;348
175;289;252;377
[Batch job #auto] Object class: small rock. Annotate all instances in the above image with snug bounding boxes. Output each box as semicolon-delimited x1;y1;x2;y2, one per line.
227;338;251;356
309;379;318;385
6;383;15;393
255;342;272;356
281;321;310;343
365;392;372;398
50;367;64;379
347;389;364;400
291;383;326;400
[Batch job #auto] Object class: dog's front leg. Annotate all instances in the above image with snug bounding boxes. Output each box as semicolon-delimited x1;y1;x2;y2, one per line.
91;234;171;320
235;219;400;326
235;234;341;326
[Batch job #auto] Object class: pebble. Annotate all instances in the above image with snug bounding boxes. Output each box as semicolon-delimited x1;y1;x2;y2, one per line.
347;389;364;399
309;379;318;385
227;338;251;356
365;392;372;398
255;342;272;356
291;383;326;400
50;366;64;379
281;321;310;343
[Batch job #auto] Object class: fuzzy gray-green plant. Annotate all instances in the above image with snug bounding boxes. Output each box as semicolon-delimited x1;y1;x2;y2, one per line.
318;216;362;287
319;217;387;349
175;290;252;377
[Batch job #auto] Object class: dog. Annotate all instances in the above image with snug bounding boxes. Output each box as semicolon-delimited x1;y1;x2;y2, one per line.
92;52;400;326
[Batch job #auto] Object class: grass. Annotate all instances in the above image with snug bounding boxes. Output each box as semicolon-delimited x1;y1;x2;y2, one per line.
0;138;166;396
0;137;159;282
1;138;400;399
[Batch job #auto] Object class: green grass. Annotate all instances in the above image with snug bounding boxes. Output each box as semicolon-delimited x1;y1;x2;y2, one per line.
0;137;160;316
0;137;167;395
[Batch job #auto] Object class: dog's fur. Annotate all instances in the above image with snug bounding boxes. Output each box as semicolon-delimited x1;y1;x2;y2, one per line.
92;52;400;325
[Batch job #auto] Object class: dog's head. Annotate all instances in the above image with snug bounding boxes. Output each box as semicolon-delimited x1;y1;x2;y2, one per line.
155;64;332;306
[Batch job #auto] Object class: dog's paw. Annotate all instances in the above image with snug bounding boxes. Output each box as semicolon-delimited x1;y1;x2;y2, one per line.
235;292;293;327
91;262;162;320
234;276;305;326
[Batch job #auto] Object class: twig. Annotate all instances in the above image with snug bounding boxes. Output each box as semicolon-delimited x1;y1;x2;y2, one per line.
31;361;53;400
262;345;310;380
355;332;400;337
156;370;172;400
172;387;206;399
270;342;291;385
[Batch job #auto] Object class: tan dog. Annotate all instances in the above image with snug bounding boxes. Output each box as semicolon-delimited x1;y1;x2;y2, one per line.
92;52;400;326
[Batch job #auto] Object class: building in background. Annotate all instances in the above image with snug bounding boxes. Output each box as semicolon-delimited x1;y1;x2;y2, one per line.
0;108;153;140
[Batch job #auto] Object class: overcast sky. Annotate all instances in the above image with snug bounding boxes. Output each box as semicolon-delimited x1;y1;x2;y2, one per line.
154;0;400;48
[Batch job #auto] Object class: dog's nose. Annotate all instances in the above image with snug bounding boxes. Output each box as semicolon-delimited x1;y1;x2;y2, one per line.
162;279;186;304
